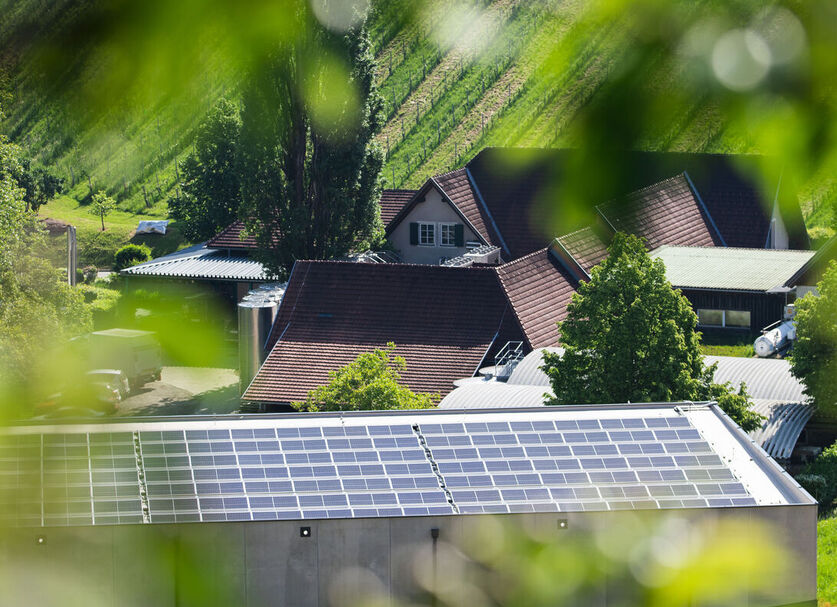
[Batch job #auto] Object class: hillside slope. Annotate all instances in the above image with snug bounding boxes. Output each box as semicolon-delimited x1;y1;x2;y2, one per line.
1;0;832;255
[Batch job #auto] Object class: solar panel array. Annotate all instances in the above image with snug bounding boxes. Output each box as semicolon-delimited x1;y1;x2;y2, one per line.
0;412;759;527
419;416;756;514
139;424;453;523
0;432;143;527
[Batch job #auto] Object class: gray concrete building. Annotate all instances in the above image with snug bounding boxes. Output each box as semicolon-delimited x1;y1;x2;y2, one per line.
0;404;816;606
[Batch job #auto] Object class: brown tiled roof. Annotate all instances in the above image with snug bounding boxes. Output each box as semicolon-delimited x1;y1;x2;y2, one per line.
433;169;496;244
597;174;721;250
462;148;809;258
379;189;417;228
207;221;258;250
465;150;560;259
495;247;578;349
554;227;609;274
245;261;517;405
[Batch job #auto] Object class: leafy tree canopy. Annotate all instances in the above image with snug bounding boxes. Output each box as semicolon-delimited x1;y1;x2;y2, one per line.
168;98;242;242
542;232;763;432
292;343;437;412
240;6;385;279
0;135;91;414
790;260;837;413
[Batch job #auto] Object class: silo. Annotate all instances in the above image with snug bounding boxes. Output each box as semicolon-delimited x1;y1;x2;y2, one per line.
238;299;278;394
237;283;287;394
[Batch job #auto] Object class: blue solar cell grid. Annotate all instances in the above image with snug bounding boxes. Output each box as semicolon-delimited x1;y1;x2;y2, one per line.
139;424;454;522
419;416;756;514
0;414;759;527
0;432;143;527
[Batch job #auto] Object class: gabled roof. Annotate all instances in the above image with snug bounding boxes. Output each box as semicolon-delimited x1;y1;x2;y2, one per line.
384;170;493;245
379;189;417;227
462;148;809;257
206;220;258;251
245;262;517;405
596;174;722;249
433;169;496;245
495;247;578;349
651;246;816;292
554;227;608;275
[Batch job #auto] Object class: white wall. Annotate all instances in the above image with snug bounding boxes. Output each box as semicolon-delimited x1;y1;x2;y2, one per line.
389;186;481;264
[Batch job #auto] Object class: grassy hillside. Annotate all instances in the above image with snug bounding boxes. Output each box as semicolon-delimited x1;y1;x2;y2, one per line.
1;0;833;263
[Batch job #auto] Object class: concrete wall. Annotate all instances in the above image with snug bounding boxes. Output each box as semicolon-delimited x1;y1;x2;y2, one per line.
0;506;816;607
389;187;481;265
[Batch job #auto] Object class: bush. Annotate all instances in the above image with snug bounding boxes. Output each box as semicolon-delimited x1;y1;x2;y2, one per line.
81;266;98;283
797;441;837;512
113;243;152;271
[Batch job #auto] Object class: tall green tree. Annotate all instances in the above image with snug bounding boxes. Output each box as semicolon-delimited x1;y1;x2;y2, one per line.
0;135;91;414
292;343;436;412
239;5;384;278
168;99;242;242
790;261;837;413
542;232;763;431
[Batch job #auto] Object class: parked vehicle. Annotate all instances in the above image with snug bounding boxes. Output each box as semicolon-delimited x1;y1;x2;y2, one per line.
85;329;162;390
86;369;131;399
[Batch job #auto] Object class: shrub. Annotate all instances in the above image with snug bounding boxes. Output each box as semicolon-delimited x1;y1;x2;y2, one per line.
81;266;98;283
113;243;151;271
797;441;837;512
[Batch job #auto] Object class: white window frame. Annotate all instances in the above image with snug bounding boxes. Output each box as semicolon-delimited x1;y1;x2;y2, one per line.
439;223;458;247
697;308;751;328
417;222;435;246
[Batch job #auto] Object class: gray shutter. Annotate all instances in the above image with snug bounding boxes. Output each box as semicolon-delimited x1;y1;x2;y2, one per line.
409;222;419;245
454;224;464;247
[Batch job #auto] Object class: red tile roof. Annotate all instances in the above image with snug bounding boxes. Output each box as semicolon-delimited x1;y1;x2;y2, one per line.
464;150;559;259
433;169;496;244
207;221;258;250
554;227;609;274
244;261;517;405
597;174;721;250
461;148;809;258
379;189;417;228
495;247;578;349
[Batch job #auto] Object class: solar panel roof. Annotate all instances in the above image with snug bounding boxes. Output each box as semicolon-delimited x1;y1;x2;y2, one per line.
0;404;810;527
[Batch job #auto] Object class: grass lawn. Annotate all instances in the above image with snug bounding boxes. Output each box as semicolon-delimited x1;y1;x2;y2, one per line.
699;332;756;358
38;195;189;268
821;515;837;606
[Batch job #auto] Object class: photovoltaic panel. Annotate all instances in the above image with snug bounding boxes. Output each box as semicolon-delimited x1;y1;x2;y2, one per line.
0;409;774;527
418;415;757;514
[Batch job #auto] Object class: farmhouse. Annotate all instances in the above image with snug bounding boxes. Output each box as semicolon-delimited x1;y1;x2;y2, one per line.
384;148;809;264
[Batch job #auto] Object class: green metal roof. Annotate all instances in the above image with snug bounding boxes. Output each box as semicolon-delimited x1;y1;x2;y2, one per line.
651;246;815;291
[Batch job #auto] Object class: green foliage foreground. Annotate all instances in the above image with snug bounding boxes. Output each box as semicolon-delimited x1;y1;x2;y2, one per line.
293;343;436;412
790;260;837;415
0;135;91;414
542;233;764;432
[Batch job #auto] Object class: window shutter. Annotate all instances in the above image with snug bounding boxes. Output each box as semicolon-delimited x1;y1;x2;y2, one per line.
409;222;419;245
454;224;464;247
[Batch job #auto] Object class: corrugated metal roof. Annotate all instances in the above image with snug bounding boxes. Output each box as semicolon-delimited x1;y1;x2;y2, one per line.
121;247;271;282
651;246;815;291
705;356;806;402
438;382;552;409
748;399;815;460
506;347;563;386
